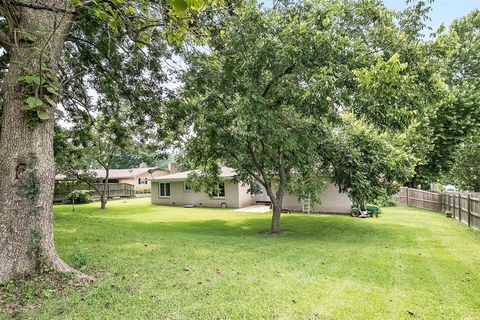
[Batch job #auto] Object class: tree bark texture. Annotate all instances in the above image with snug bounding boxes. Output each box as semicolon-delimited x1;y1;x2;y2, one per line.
0;1;76;281
263;180;285;234
271;202;282;234
270;152;287;234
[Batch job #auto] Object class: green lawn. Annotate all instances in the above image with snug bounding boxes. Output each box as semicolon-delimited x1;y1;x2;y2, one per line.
4;198;480;319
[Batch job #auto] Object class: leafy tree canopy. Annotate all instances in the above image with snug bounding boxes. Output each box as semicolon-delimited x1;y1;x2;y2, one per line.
449;137;480;192
178;0;441;232
409;10;480;187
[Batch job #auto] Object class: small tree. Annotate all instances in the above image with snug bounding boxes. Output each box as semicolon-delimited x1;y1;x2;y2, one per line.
56;108;138;209
65;190;93;204
180;1;434;233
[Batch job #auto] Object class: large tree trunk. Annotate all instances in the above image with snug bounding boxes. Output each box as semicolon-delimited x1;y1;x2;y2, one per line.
271;202;282;233
264;180;286;234
270;152;288;234
100;193;108;209
270;188;286;234
0;1;77;281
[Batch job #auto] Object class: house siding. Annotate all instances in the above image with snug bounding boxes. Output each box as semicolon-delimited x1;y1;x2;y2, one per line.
282;183;351;213
120;170;168;190
238;183;256;207
151;178;350;213
151;180;241;208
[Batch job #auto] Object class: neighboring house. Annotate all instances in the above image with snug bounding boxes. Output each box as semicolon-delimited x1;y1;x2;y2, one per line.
56;167;170;190
151;167;351;213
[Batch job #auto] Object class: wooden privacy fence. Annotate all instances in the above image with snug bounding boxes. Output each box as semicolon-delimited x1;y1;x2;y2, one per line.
54;182;135;202
395;187;480;230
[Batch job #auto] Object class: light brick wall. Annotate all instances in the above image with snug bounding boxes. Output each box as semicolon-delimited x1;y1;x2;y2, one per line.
151;180;241;208
282;183;351;213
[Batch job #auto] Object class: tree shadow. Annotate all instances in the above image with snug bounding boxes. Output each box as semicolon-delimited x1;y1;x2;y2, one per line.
70;211;415;247
53;208;480;296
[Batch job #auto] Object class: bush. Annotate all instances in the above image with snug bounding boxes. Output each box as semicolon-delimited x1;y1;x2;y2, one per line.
135;188;151;194
372;195;396;207
65;190;92;204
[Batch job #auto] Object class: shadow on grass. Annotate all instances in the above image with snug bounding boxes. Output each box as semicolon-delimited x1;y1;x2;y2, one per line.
53;207;480;296
57;211;416;247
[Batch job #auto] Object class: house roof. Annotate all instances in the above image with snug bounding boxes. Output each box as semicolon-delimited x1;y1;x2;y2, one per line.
151;166;236;182
55;167;167;180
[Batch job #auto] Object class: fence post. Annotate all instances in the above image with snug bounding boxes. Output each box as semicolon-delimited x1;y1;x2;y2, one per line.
452;194;455;219
467;193;471;227
406;187;410;207
457;193;461;222
442;193;445;212
446;194;449;212
453;193;456;219
452;194;455;217
441;193;445;212
451;194;454;218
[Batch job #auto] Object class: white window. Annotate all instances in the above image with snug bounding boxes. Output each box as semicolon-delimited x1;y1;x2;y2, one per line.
184;182;191;192
213;182;225;198
159;183;170;197
138;178;148;185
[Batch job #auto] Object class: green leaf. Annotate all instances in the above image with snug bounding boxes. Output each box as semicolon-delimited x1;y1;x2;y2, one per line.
25;96;43;108
44;96;56;107
46;85;59;96
16;75;43;85
37;110;50;120
127;5;136;15
322;17;330;27
436;24;446;34
27;75;44;85
171;0;188;14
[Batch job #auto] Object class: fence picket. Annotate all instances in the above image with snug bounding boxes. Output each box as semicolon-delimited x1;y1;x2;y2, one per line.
467;193;471;226
458;193;461;222
395;187;479;230
54;182;135;202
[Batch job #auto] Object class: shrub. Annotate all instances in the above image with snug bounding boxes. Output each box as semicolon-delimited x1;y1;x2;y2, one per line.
372;195;396;207
65;190;92;204
135;188;151;194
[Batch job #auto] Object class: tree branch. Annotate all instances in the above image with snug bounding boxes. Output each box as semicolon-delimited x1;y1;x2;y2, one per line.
217;146;266;187
69;170;102;195
261;64;295;98
246;141;278;202
10;0;76;14
276;150;287;201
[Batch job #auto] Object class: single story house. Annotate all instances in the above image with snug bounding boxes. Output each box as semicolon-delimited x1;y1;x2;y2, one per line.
151;167;255;208
151;167;351;213
56;167;170;190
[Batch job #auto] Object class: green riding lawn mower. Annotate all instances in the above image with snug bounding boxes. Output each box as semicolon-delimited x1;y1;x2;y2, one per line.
351;204;380;218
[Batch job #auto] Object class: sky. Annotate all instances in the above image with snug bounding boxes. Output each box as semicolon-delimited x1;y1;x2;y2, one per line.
383;0;480;31
263;0;480;31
